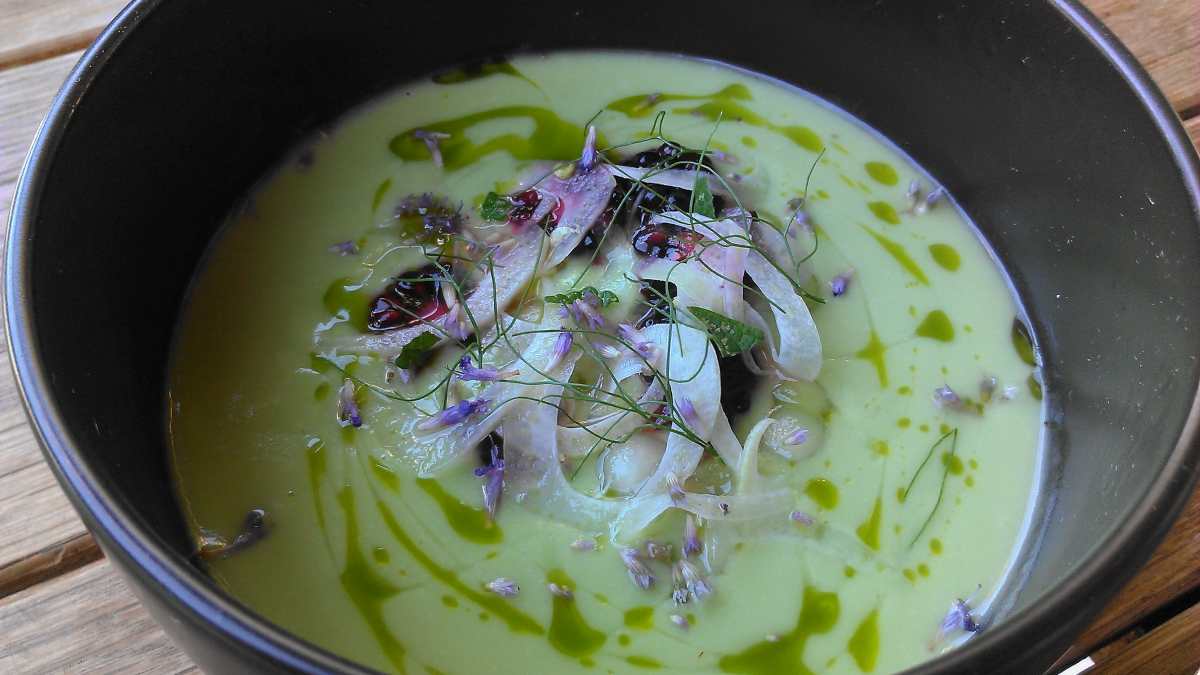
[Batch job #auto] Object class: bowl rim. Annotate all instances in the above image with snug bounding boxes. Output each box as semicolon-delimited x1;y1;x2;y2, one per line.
6;1;1200;673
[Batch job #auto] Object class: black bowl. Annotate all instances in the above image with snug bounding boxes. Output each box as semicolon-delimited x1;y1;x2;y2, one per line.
7;1;1200;673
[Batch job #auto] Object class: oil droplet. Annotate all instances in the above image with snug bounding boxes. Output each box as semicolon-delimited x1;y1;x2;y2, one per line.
917;564;930;577
372;547;390;564
928;244;961;271
816;189;830;199
371;178;393;212
619;634;632;647
741;135;758;148
856;498;883;551
847;609;880;672
864;162;899;186
844;566;857;578
442;595;459;608
871;440;890;456
1028;374;1043;400
902;569;916;582
416;479;502;544
593;593;609;605
939;423;951;435
805;478;840;510
895;487;907;504
916;310;955;342
719;586;840;674
897;385;912;396
942;452;964;475
968;459;979;470
860;225;930;285
314;382;331;401
480;612;490;622
624;606;654;630
547;569;606;658
391;106;593;170
897;417;911;429
867;201;901;225
855;330;889;388
1012;318;1037;366
627;656;663;669
930;539;943;555
965;475;975;487
580;657;595;668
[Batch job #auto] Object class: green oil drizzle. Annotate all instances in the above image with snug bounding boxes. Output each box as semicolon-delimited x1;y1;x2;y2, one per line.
897;417;911;429
855;330;889;387
867;201;901;225
930;538;943;555
442;595;459;608
624;606;654;630
864;162;899;186
323;277;370;331
847;609;880;672
916;310;955;342
415;478;501;544
547;569;606;658
928;244;961;271
942;452;964;475
741;135;758;148
804;478;840;510
843;566;857;578
856;498;883;551
314;382;331;401
618;633;631;646
661;90;823;153
432;60;538;89
371;178;393;212
719;586;840;675
1028;374;1043;400
390;107;592;171
860;226;929;285
307;438;327;533
605;84;751;117
626;656;663;669
917;564;930;577
335;488;407;672
373;547;390;564
1012;319;1037;366
375;501;543;635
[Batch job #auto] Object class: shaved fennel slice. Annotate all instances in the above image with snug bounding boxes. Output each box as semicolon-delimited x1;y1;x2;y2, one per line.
323;229;545;356
735;418;774;494
531;164;615;271
710;410;742;468
650;211;751;321
503;382;625;532
745;250;821;381
598;430;669;495
750;215;816;284
408;318;563;476
557;379;665;460
613;489;795;542
605;165;734;199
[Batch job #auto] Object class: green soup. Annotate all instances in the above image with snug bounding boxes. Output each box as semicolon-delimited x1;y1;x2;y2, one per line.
169;51;1044;674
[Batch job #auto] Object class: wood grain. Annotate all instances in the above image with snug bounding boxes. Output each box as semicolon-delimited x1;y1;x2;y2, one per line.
1086;0;1200;115
0;0;126;70
0;560;199;674
1090;600;1200;675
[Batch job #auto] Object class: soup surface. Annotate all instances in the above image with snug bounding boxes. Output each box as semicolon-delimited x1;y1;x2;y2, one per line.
170;51;1044;674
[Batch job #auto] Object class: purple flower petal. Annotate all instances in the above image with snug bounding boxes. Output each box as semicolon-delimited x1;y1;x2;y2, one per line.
671;560;712;604
547;328;574;371
337;379;362;427
592;342;621;360
980;376;998;403
677;397;701;430
547;582;574;599
328;240;359;256
458;355;518;383
620;548;655;590
670;614;689;629
644;540;673;562
829;269;853;297
682;515;702;557
570;538;596;552
579;125;599;171
932;385;962;410
418;398;489;431
666;472;686;507
789;510;814;526
785;427;810;446
486;577;519;597
413;129;451;169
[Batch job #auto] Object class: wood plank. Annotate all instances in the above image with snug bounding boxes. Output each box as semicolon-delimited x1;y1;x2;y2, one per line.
1089;600;1200;674
0;560;199;674
1083;0;1200;114
0;51;81;187
0;0;126;70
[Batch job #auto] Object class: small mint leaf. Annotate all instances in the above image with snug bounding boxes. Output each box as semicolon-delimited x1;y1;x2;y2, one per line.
688;306;763;357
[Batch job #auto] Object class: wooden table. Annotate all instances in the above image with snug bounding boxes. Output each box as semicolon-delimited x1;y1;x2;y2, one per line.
0;1;1197;673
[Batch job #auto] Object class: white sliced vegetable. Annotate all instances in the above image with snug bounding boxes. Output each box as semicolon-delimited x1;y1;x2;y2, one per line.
605;165;733;198
735;418;774;494
745;249;822;381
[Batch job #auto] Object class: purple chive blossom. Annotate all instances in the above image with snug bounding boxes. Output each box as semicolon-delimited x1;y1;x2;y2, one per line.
709;149;737;164
644;540;673;562
619;548;655;590
618;323;660;363
906;179;922;207
328;240;359;256
932;385;963;410
571;538;596;552
561;295;606;330
677;398;701;430
829;269;854;297
666;472;687;507
683;515;702;557
336;379;362;428
720;502;730;516
785;427;810;446
579;125;598;171
418;397;489;431
547;582;574;599
441;302;471;342
939;598;981;637
785;207;811;239
789;510;815;526
474;444;504;521
918;186;945;214
547;328;574;371
670;614;690;630
671;560;713;604
486;577;519;597
457;356;518;383
413;129;451;168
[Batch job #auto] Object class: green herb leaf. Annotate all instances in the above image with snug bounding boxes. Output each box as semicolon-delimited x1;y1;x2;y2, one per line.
480;192;511;222
688;306;763;357
394;332;439;370
544;286;620;307
692;174;715;218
